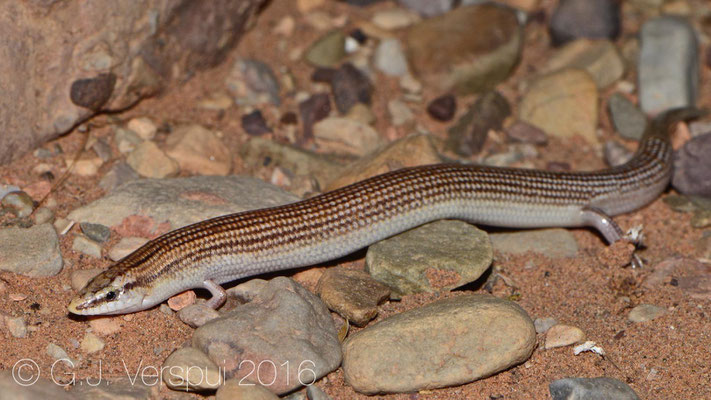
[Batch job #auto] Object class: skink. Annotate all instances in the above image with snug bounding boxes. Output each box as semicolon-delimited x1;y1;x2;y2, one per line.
68;109;698;315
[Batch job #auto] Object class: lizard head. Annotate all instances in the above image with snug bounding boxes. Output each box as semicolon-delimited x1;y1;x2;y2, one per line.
68;267;148;315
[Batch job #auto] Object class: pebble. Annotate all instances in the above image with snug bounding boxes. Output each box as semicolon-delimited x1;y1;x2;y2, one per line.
519;69;599;144
5;315;28;338
604;140;634;167
54;218;75;235
33;207;55;225
99;162;140;192
549;0;620;46
534;317;558;334
71;158;102;177
0;224;63;277
544;324;586;349
167;290;196;311
325;133;442;190
307;385;332;400
242;110;272;136
373;38;409;76
79;222;111;243
108;237;149;261
330;63;373;114
70;268;103;291
216;379;279;400
544;39;625;88
72;235;102;258
628;304;667;323
447;91;511;157
549;377;641;400
46;343;74;366
68;176;300;231
114;126;144;154
345;102;376;125
316;267;390;326
387;99;413;126
342;294;536;394
638;16;699;114
162;347;223;391
366;220;493;299
89;318;122;336
0;184;20;202
178;303;220;328
226;58;281;106
372;8;420;30
691;210;711;229
644;257;711;300
608;93;647;141
672;133;711;197
1;190;34;217
127;117;157;140
505;121;548;145
80;332;105;353
299;93;332;142
240;137;345;191
313;117;385;156
193;277;341;395
198;92;234;111
399;73;422;94
305;30;347;68
490;228;578;258
126;141;180;178
165;124;232;176
91;138;113;162
426;94;456;121
397;0;455;17
406;3;522;94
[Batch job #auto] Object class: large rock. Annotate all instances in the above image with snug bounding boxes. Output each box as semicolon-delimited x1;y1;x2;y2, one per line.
342;294;536;394
406;3;523;94
638;16;699;114
366;220;493;299
0;0;265;165
519;68;599;144
192;277;342;395
0;224;63;277
67;176;300;231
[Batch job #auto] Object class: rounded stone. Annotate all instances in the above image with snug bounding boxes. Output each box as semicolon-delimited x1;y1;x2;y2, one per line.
342;294;536;394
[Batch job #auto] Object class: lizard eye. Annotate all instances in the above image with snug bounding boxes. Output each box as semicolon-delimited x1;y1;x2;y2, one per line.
105;291;117;300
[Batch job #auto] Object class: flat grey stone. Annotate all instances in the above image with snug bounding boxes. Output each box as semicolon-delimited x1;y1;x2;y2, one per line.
628;303;667;323
80;221;110;243
0;223;63;277
490;228;578;258
374;38;409;77
366;220;493;299
342;294;536;394
550;377;640;400
193;277;341;395
67;176;300;230
72;235;102;259
608;93;647;140
638;16;699;114
0;370;74;400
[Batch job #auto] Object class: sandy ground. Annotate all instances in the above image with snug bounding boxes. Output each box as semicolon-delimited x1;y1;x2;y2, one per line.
1;0;710;398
